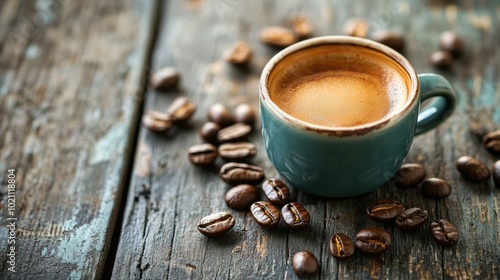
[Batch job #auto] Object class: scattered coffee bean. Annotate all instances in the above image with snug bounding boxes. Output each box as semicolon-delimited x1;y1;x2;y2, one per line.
262;179;290;206
149;67;180;90
207;103;234;127
456;156;490;182
234;103;256;127
218;142;257;162
430;219;459;248
483;130;500;154
291;251;318;277
223;41;253;65
142;111;173;132
439;31;464;57
197;212;235;237
492;161;500;188
371;30;405;52
343;18;369;37
355;228;392;254
366;198;405;223
167;96;196;122
199;122;221;143
395;207;428;232
430;50;453;69
259;26;298;48
329;233;355;260
392;163;426;188
250;201;280;229
421;178;452;198
291;15;313;38
188;144;218;166
281;202;310;230
217;123;252;144
219;162;265;185
225;184;260;211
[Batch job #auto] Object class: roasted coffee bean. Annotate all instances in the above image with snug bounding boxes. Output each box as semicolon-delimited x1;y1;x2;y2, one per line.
217;123;252;144
355;228;392;254
343;18;369;37
197;212;235;237
291;15;313;38
188;144;218;166
430;219;459;248
142;111;173;132
395;207;428;232
167;96;196;122
225;184;260;210
199;122;221;143
372;30;405;52
262;179;290;206
483;130;500;154
392;163;426;188
456;156;490;182
329;233;355;260
149;67;180;90
439;31;464;57
250;201;280;229
366;198;405;223
291;251;318;277
223;41;253;65
421;178;452;198
234;103;256;127
492;161;500;188
430;50;453;69
219;162;265;185
259;26;298;48
218;142;257;162
207;103;234;127
281;202;310;230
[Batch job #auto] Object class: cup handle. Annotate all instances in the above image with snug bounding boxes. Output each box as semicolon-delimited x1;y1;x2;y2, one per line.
415;74;457;135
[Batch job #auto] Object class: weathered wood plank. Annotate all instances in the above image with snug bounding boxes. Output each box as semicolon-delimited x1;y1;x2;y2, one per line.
0;0;157;278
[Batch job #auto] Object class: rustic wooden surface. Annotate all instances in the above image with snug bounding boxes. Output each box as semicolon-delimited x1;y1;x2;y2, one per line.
1;0;499;279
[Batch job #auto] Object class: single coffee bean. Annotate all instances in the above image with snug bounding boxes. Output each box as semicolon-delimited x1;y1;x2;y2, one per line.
291;15;314;38
456;156;490;182
217;123;252;144
149;67;180;90
329;233;355;260
225;184;260;211
219;162;265;185
250;201;280;229
439;31;464;57
395;207;428;232
142;111;173;132
234;103;256;127
355;228;392;254
281;202;310;230
197;212;235;237
291;251;318;277
188;144;218;166
421;178;452;198
371;30;405;52
483;130;500;154
366;198;405;223
218;142;257;162
492;161;500;187
430;219;459;248
223;41;253;65
259;26;298;48
207;103;234;127
167;96;197;122
262;179;290;206
343;18;369;37
392;163;426;188
199;122;221;144
430;50;453;69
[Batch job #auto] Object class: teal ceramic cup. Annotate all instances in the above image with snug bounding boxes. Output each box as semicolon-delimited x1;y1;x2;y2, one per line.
259;36;456;197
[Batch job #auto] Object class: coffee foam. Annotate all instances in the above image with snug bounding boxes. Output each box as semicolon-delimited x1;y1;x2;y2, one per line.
269;44;410;128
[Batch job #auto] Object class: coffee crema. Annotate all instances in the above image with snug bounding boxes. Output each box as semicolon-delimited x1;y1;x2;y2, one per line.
269;44;410;127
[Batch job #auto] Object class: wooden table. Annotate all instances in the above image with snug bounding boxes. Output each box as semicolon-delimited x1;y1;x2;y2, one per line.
1;0;499;279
